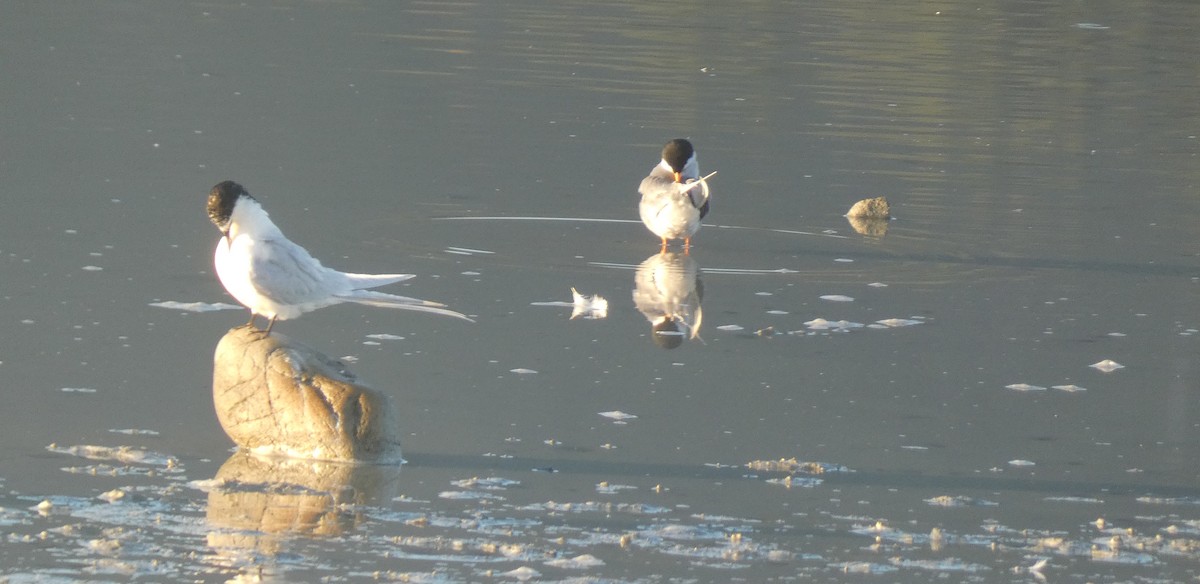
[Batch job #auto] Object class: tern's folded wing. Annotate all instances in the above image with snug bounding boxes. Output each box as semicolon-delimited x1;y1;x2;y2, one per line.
247;237;340;305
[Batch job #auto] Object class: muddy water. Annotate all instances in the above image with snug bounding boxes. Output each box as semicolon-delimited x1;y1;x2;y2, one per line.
2;1;1199;581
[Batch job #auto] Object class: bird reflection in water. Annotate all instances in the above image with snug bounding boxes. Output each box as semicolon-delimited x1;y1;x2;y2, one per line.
632;252;703;349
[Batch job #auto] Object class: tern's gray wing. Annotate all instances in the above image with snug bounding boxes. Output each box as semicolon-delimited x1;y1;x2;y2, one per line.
248;236;344;306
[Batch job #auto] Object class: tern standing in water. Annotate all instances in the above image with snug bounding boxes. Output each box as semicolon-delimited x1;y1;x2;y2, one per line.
638;138;713;251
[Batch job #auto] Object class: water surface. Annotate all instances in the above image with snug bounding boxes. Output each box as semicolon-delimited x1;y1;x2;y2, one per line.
2;1;1199;582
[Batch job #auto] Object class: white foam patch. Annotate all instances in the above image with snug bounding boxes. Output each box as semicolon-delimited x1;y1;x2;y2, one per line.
365;333;405;341
875;318;923;327
805;318;863;331
1052;384;1088;393
596;483;637;495
499;567;541;580
819;295;854;302
544;554;604;568
1090;359;1125;372
438;490;504;501
924;495;999;507
46;444;179;468
1006;383;1047;392
449;477;520;490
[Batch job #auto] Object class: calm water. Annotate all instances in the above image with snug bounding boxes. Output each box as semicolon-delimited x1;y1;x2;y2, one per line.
2;1;1199;582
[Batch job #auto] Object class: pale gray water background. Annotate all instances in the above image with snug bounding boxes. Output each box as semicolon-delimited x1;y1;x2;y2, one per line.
2;1;1199;582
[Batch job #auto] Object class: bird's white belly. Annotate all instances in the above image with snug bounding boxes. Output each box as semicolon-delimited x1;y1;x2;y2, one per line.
215;237;278;318
640;197;701;240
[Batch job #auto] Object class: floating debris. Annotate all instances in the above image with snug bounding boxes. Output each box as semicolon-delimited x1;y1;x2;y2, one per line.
570;287;608;320
598;411;638;421
365;333;405;341
509;368;538;375
1008;459;1036;467
530;288;608;320
716;324;744;332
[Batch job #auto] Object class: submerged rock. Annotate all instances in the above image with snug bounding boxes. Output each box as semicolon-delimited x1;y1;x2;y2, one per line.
212;326;403;463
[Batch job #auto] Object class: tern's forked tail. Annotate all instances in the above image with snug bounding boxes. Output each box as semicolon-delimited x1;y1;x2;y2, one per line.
333;289;474;322
342;272;416;290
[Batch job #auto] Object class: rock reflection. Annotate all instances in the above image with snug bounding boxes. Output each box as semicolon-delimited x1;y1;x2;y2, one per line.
632;252;703;349
205;450;402;553
846;215;890;238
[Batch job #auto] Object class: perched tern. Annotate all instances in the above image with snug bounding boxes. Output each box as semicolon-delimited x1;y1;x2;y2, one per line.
206;180;472;333
638;138;712;251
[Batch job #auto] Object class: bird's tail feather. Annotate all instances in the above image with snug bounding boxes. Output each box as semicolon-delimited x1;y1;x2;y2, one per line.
343;272;416;290
334;289;474;322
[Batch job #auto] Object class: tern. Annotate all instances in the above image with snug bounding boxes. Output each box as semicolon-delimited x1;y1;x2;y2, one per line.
638;138;714;251
206;180;472;333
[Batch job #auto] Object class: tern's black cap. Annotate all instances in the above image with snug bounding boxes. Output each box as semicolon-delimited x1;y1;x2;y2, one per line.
207;180;251;229
660;139;695;174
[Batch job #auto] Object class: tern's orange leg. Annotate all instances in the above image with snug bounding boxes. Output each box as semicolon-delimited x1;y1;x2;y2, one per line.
660;238;668;253
264;316;277;335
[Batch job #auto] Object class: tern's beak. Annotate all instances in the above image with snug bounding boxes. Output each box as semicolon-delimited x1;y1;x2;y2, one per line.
673;171;682;183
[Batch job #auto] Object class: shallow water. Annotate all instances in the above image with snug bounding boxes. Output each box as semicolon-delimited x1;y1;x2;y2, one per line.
2;1;1200;582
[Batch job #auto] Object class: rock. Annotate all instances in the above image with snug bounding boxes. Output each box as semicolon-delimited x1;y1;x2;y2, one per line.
212;326;403;464
846;196;891;219
845;197;891;237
